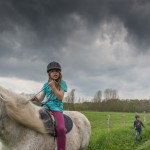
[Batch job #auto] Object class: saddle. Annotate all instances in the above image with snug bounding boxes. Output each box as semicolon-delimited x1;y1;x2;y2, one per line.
39;109;73;137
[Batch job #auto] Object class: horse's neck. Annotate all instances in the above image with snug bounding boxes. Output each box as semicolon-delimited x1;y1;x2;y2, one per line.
1;117;55;150
1;118;28;145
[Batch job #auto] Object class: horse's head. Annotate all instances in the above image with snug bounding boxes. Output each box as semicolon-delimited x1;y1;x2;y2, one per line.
0;86;27;127
0;86;26;118
0;85;46;134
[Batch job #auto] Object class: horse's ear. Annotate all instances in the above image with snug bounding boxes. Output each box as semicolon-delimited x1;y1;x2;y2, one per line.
0;94;6;102
0;93;9;103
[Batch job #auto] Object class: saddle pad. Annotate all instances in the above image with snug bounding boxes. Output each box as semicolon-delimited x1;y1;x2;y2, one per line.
39;109;73;136
63;114;73;134
39;109;55;135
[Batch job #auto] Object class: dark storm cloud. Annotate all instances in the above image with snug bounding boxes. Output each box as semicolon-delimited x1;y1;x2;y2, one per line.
0;0;150;55
1;0;150;98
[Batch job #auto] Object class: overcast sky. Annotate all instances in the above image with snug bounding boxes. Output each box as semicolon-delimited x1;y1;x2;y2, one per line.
0;0;150;99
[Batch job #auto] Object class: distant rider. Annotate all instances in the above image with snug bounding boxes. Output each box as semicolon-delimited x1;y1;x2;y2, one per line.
134;115;145;142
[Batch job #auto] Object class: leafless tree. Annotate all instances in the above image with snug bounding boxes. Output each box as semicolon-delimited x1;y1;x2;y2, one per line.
104;88;119;100
93;90;102;102
65;89;75;103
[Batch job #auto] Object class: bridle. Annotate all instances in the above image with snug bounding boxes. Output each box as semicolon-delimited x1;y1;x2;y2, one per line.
0;94;8;121
0;102;9;132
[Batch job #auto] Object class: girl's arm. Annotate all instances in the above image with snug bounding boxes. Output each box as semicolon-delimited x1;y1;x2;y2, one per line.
37;91;45;101
141;121;145;128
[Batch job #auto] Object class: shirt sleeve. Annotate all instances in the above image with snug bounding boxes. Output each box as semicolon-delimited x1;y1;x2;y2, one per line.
61;81;67;92
42;82;48;94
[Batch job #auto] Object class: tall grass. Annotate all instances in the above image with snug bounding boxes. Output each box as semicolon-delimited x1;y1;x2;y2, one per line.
81;111;150;150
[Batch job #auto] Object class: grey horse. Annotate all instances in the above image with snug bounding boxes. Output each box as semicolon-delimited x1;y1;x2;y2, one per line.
0;86;91;150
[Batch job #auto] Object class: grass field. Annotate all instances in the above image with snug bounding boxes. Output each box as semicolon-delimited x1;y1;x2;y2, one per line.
81;111;150;150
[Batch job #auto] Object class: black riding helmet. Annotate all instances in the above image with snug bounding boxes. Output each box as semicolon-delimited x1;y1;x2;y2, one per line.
135;115;140;118
47;61;61;73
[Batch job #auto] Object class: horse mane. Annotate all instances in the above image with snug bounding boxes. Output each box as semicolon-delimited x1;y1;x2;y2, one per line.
0;86;46;134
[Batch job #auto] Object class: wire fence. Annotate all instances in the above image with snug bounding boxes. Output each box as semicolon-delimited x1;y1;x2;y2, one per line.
82;111;150;132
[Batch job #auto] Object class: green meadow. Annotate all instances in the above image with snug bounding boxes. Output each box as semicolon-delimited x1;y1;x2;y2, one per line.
81;111;150;150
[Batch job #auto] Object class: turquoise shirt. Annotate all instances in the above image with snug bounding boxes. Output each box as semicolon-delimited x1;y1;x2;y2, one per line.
42;80;67;112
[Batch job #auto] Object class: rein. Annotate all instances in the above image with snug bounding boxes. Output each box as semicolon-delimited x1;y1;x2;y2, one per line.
29;84;54;111
25;83;50;104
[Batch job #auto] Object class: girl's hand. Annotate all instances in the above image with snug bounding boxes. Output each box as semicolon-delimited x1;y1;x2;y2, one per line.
49;80;57;91
30;97;37;101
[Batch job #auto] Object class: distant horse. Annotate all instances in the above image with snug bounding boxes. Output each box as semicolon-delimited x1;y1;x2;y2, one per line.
0;86;91;150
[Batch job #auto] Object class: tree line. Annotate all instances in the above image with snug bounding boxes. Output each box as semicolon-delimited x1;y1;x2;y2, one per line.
64;88;119;103
64;89;150;112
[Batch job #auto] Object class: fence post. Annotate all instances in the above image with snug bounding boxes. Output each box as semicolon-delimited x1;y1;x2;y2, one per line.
144;111;146;123
123;113;126;128
107;114;110;131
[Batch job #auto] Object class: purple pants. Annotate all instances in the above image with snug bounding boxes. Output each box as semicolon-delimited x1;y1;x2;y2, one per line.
51;110;66;150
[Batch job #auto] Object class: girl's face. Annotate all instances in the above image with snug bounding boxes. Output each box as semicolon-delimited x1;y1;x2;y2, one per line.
49;69;60;80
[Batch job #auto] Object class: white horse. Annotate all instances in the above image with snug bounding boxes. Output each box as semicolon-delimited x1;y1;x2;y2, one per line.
0;86;91;150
